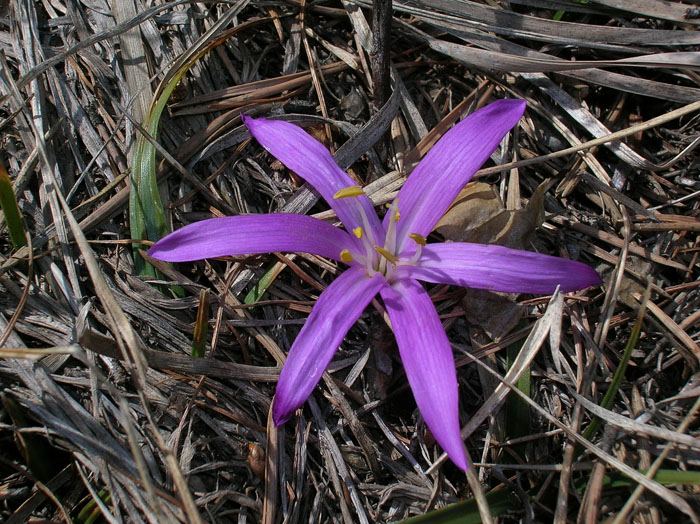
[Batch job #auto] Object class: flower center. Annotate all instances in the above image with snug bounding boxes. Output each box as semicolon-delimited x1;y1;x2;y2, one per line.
333;186;425;280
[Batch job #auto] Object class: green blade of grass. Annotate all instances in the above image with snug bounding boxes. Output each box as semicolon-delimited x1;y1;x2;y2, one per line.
505;324;532;445
583;284;650;442
0;158;27;249
1;393;56;482
400;488;519;524
129;136;168;277
76;489;112;524
575;469;700;492
408;465;700;524
191;289;210;358
641;469;700;486
129;10;262;276
244;261;288;305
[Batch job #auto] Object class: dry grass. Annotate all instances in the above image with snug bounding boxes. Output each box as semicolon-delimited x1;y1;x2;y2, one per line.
1;0;700;522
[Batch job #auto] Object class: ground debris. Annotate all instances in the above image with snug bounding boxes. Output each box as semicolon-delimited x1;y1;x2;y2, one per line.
1;1;700;522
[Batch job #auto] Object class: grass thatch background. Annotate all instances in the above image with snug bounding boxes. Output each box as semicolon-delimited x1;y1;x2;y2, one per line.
1;0;700;522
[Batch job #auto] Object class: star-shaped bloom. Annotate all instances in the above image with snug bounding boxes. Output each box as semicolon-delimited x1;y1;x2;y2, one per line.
149;99;601;470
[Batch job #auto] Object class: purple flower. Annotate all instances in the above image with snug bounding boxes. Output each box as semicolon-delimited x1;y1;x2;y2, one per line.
149;99;601;470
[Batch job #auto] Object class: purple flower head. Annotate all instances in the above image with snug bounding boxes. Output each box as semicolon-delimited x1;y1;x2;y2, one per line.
149;99;601;471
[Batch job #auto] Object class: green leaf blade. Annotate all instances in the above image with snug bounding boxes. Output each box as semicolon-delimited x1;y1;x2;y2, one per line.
0;159;27;249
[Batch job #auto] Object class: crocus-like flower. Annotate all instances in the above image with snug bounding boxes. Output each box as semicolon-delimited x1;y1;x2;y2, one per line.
149;99;601;470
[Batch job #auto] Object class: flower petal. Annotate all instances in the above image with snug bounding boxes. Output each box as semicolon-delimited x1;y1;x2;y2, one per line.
380;279;467;471
243;115;384;242
148;214;352;262
273;268;387;424
402;243;601;294
390;99;526;253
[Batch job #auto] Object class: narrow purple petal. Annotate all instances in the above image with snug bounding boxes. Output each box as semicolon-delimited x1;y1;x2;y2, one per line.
390;99;526;253
148;214;352;262
400;243;602;294
380;279;467;471
273;268;387;424
243;115;384;243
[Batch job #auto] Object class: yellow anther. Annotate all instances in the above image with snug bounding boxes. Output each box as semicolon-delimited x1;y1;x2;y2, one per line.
353;227;363;238
340;249;354;263
374;246;399;264
386;198;400;221
408;233;426;246
333;185;366;199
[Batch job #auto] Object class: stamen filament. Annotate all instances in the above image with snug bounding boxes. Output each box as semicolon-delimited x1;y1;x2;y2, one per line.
350;252;376;276
354;200;378;263
383;199;400;256
407;233;425;265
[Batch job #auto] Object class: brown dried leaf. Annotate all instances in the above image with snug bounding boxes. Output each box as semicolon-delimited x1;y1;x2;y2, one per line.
435;181;549;339
463;288;523;341
433;182;504;242
435;180;548;250
617;256;653;309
